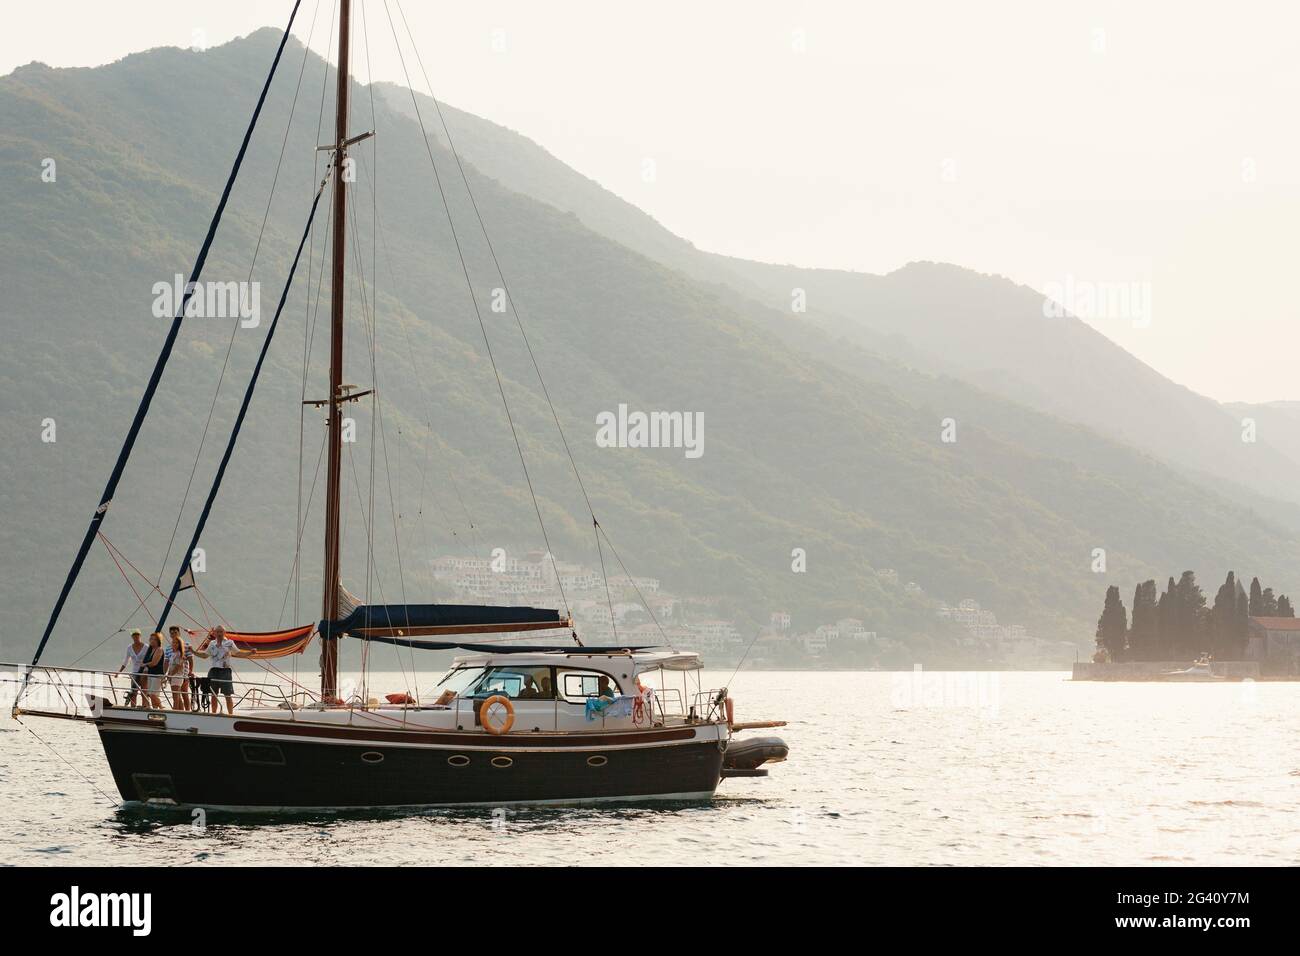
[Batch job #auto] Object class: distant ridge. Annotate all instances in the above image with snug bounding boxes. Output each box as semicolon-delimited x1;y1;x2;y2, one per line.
0;29;1297;666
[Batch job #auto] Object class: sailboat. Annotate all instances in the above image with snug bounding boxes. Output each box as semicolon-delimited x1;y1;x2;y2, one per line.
6;0;788;809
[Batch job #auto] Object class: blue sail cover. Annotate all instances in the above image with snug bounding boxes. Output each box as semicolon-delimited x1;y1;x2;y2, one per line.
323;604;573;639
350;635;660;654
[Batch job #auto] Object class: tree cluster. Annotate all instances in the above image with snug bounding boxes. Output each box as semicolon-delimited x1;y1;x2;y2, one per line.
1094;573;1293;662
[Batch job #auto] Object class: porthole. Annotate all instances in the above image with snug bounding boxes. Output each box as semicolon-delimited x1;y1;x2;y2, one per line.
361;751;384;764
491;755;513;769
447;754;470;767
587;755;608;768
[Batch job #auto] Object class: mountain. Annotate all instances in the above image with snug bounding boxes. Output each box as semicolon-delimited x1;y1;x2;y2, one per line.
1;29;1297;669
386;85;1300;517
1224;401;1300;473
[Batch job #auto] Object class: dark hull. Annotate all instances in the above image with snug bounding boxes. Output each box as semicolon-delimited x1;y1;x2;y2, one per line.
98;725;725;809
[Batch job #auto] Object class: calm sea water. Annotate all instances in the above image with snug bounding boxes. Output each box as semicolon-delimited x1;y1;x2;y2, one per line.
1;671;1296;866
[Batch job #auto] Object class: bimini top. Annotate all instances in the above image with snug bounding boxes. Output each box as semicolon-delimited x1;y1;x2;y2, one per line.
449;648;703;673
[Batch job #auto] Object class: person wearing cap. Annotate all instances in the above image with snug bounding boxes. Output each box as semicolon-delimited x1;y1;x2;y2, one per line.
116;628;149;708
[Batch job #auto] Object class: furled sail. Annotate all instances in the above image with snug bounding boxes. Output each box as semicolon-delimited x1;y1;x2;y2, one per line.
324;604;572;639
345;635;659;654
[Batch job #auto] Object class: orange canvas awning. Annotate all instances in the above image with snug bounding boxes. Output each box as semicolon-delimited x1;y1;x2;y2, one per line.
218;624;314;660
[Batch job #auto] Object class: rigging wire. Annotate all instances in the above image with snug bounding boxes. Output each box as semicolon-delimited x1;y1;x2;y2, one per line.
23;0;308;690
596;521;672;646
381;0;572;625
109;528;318;698
14;718;120;809
335;143;410;688
356;149;481;563
296;0;340;640
392;0;666;645
276;426;328;628
154;157;337;632
360;0;381;699
157;0;324;590
100;528;318;703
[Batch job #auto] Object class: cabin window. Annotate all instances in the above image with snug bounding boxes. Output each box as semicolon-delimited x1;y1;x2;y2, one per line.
559;670;620;701
467;666;555;700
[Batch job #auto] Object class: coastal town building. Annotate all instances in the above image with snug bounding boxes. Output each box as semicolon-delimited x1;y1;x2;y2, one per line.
426;551;1066;666
1247;616;1300;674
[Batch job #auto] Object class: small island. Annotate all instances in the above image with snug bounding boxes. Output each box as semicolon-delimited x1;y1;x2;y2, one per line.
1075;572;1300;680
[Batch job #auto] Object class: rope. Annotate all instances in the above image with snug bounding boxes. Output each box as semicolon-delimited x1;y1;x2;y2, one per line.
14;717;120;809
98;534;205;632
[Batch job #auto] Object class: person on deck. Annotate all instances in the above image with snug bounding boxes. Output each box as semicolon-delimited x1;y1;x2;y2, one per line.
596;676;617;701
117;628;148;708
192;626;252;715
168;626;196;712
585;675;620;721
165;628;190;711
142;632;166;710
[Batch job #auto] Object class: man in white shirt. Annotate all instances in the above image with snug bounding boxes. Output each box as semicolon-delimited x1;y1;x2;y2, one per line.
116;628;148;708
192;625;252;715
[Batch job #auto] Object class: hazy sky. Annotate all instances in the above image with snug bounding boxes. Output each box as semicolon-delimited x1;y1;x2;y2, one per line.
4;1;1298;403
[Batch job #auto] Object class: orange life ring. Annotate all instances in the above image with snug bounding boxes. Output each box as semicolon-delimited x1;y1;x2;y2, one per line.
479;694;515;735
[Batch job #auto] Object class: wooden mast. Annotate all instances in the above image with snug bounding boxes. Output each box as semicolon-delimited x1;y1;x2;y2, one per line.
321;0;351;701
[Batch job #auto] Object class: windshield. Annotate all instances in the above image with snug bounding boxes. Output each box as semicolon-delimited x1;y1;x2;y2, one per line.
434;666;487;694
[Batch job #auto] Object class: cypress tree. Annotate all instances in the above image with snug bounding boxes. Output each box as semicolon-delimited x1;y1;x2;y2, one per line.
1211;572;1236;659
1249;577;1264;616
1232;579;1250;660
1096;585;1128;661
1278;594;1295;617
1173;571;1207;658
1261;587;1278;616
1128;580;1159;661
1156;576;1176;658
